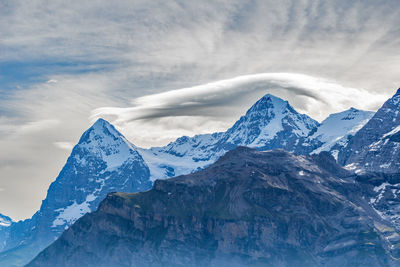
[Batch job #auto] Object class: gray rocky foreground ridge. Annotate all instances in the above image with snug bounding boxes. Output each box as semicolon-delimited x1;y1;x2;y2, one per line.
27;148;400;266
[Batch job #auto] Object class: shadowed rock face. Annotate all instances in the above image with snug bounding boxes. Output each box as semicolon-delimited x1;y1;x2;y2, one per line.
339;89;400;174
28;147;400;267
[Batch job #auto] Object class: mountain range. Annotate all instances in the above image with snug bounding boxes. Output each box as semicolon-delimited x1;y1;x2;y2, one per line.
1;89;400;266
339;89;400;174
27;148;400;266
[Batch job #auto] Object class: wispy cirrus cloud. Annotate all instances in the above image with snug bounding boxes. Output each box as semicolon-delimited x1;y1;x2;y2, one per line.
53;142;75;151
1;0;400;92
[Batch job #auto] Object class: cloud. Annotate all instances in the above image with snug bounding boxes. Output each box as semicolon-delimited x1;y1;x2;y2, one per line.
92;73;389;148
18;120;60;134
53;142;75;151
1;1;400;92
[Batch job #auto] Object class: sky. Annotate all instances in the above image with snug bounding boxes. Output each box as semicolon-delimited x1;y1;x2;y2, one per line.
0;0;399;220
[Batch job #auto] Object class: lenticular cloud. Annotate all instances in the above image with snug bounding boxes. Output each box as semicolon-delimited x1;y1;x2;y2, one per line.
92;73;387;147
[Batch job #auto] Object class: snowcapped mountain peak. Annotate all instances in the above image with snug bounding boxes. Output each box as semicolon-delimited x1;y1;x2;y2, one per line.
222;93;318;149
334;107;373;124
138;94;319;183
236;94;292;130
0;214;12;227
302;108;374;158
250;93;285;107
341;107;363;120
245;93;288;116
3;119;152;253
74;118;140;171
91;118;118;133
79;118;126;145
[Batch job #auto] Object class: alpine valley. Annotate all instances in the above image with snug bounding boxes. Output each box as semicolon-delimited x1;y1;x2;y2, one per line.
3;89;400;266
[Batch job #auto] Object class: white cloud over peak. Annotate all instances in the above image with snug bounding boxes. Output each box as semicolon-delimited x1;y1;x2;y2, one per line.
53;142;75;151
92;73;388;147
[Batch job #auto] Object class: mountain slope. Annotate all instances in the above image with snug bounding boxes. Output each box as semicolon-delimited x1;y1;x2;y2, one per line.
44;118;151;232
138;132;224;182
0;119;152;267
0;214;12;251
218;94;318;149
27;148;399;267
339;89;400;174
142;94;319;181
296;108;374;158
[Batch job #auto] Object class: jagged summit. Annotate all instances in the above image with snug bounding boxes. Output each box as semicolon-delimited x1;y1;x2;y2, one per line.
74;118;140;171
141;93;320;182
91;118;113;130
241;94;303;125
323;107;373;124
47;117;149;229
221;93;318;149
79;118;127;144
340;107;367;120
245;93;288;114
46;118;150;227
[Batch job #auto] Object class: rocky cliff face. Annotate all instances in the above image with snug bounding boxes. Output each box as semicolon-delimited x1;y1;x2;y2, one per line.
339;89;400;174
28;148;400;267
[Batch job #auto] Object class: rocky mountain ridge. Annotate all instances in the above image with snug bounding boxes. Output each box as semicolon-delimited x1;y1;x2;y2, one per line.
339;89;400;174
27;148;400;267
